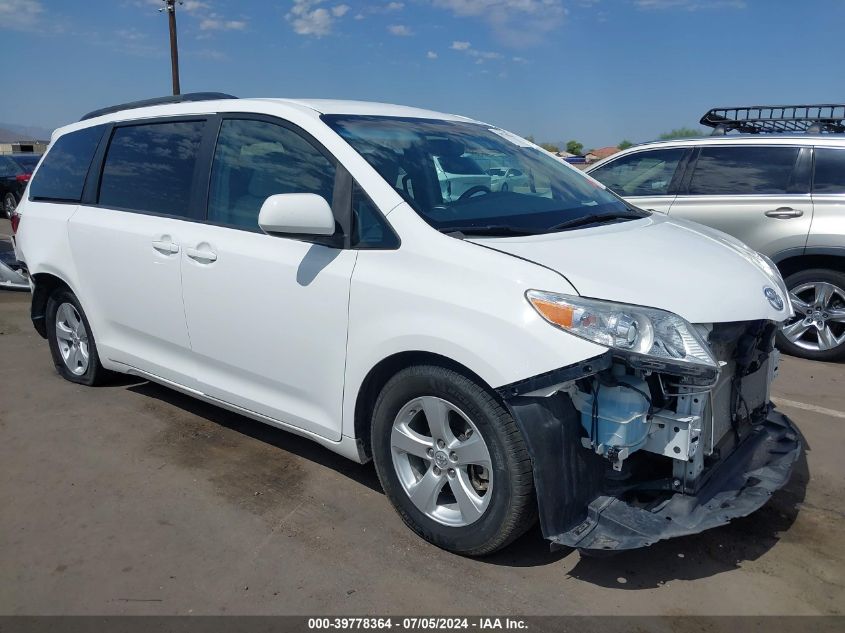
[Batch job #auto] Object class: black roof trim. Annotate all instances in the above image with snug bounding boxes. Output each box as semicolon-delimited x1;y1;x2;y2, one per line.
80;92;238;122
701;104;845;135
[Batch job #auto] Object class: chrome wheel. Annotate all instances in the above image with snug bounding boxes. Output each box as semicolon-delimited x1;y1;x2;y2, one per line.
390;396;493;527
55;302;90;376
782;281;845;352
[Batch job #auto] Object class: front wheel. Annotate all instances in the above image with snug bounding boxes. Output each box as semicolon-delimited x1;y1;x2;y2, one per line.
777;268;845;361
371;365;536;555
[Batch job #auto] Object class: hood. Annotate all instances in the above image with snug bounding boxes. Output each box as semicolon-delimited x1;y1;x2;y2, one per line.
468;214;790;324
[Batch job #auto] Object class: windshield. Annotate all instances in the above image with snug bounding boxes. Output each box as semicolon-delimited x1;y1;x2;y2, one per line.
323;115;645;236
12;155;41;172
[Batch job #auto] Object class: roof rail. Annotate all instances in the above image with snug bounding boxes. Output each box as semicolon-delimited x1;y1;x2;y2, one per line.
80;92;238;122
700;104;845;135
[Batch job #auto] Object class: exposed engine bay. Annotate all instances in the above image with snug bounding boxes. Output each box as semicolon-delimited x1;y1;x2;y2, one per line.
570;320;780;492
502;320;802;551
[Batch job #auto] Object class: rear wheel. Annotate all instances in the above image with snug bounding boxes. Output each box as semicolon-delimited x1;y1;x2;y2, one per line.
3;193;16;218
777;269;845;361
371;365;536;555
46;287;111;385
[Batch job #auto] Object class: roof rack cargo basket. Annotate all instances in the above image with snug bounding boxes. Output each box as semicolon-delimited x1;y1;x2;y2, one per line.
700;104;845;135
80;92;238;122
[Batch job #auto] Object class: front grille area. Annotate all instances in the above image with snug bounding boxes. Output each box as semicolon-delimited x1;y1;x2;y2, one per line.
703;320;778;456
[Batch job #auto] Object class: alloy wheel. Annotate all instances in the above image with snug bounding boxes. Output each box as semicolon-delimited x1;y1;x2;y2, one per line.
55;302;90;375
3;194;15;217
390;396;493;527
782;281;845;352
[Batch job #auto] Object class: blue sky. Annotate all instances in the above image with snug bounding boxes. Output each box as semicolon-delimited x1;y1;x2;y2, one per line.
1;0;843;147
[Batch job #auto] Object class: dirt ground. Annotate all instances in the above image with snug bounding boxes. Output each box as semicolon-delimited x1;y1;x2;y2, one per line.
1;219;843;615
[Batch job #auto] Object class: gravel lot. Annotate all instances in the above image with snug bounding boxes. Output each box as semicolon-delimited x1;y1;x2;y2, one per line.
1;218;843;616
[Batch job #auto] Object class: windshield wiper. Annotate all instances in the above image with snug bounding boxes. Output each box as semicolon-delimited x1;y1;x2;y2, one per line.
438;225;536;238
545;211;646;233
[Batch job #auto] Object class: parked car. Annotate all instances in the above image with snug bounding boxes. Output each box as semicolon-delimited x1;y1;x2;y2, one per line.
587;119;845;361
12;94;799;555
432;152;492;202
1;153;41;218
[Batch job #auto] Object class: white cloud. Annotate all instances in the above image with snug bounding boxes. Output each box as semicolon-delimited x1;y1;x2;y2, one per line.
433;0;567;46
199;14;247;30
182;1;210;12
426;50;438;59
386;1;404;9
450;40;503;64
468;48;502;61
0;0;43;31
287;0;350;36
387;23;412;36
635;0;746;8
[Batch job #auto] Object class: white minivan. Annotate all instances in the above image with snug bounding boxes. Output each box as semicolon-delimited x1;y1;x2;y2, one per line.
12;94;801;555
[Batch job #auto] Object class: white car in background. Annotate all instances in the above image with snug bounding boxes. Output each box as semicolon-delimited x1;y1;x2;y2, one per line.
12;94;800;555
432;153;492;201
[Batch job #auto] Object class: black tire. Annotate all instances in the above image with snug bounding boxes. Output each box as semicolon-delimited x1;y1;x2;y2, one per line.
776;268;845;362
46;287;111;385
3;192;16;219
371;365;536;555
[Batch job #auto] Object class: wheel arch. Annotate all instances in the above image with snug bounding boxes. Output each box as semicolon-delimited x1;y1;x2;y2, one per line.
352;351;499;462
776;253;845;279
30;271;74;338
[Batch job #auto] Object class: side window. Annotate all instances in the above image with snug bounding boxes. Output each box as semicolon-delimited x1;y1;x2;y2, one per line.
590;149;684;197
208;119;336;231
351;184;399;249
813;148;845;194
688;146;800;195
98;121;204;216
29;125;105;202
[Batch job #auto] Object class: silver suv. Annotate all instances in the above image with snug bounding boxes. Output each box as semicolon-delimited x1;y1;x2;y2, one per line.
588;115;845;361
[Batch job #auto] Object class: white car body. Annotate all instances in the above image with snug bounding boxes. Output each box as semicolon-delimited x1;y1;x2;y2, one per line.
12;96;799;552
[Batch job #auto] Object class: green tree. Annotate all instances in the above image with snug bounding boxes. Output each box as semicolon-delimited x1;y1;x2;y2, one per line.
565;140;584;155
539;142;560;153
524;134;536;143
658;127;702;140
617;139;634;150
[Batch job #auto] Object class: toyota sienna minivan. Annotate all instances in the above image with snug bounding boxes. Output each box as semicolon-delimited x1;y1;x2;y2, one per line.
11;93;801;555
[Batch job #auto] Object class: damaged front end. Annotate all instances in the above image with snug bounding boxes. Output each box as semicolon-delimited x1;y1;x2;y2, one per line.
500;319;802;552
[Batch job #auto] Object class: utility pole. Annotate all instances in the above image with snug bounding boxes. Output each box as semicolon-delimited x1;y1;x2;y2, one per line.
162;0;181;95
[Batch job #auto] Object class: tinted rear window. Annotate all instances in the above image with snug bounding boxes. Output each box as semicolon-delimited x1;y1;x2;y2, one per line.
98;121;204;216
813;148;845;194
29;126;104;202
688;146;800;195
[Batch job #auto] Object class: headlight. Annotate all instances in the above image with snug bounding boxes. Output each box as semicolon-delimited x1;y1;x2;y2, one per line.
526;290;717;374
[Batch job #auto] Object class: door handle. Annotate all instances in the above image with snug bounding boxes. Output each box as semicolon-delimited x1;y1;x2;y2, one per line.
152;239;180;254
185;247;218;263
765;207;804;219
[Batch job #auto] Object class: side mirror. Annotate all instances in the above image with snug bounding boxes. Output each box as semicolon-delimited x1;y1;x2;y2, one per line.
258;193;336;237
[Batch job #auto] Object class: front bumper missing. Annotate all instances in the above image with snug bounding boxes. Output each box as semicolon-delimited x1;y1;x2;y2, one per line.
554;409;801;551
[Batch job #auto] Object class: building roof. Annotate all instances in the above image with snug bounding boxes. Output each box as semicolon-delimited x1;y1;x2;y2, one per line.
589;146;620;160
